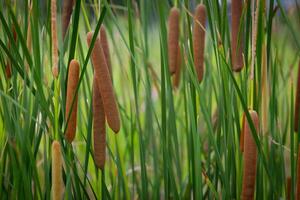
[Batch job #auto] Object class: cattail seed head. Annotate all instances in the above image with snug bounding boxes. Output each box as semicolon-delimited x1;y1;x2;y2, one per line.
100;25;112;75
51;0;59;78
231;0;244;72
168;7;180;75
52;140;63;200
241;110;259;200
173;45;181;89
193;4;206;83
250;0;259;79
87;32;120;133
294;60;300;132
93;77;106;169
62;0;75;39
65;59;80;143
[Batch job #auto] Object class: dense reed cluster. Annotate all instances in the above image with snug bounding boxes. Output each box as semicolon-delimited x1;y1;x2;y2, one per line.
1;0;300;199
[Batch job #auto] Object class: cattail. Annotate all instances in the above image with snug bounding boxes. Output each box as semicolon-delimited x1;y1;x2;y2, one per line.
286;176;291;200
87;32;120;133
173;45;181;88
294;61;300;132
100;26;112;75
193;4;206;83
241;110;259;200
93;77;106;169
51;0;59;78
231;0;244;72
168;7;180;75
52;140;63;200
240;112;245;152
62;0;75;39
250;0;259;79
65;59;80;143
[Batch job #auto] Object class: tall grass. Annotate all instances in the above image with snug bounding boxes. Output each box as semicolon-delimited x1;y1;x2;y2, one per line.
0;0;299;199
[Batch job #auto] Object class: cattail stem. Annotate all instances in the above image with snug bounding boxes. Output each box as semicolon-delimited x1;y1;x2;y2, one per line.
193;4;206;83
93;77;106;169
52;140;63;200
51;0;59;78
294;61;300;132
242;110;259;200
62;0;75;39
231;0;244;72
168;7;180;75
261;43;268;134
65;59;80;142
87;32;120;133
100;25;112;75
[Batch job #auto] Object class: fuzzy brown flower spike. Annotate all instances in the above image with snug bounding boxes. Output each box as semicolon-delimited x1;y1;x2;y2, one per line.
193;4;206;83
87;32;120;133
241;110;259;200
231;0;244;72
62;0;75;39
100;26;112;75
168;7;180;75
52;140;63;200
51;0;59;78
65;59;80;143
93;77;106;169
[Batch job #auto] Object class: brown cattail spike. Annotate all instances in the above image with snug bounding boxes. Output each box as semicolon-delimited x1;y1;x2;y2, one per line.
62;0;75;39
93;77;106;169
52;140;63;200
242;110;259;200
51;0;59;78
294;61;300;132
173;45;181;89
100;26;112;75
231;0;244;71
65;59;80;143
193;4;206;83
168;7;180;75
87;32;120;133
